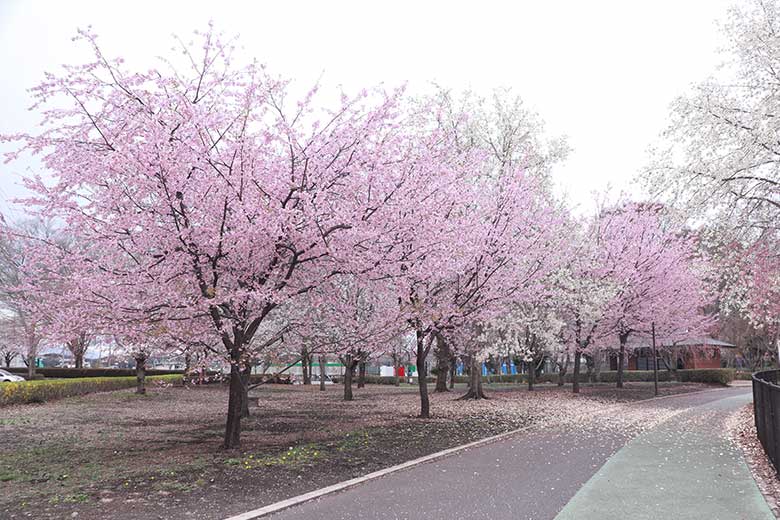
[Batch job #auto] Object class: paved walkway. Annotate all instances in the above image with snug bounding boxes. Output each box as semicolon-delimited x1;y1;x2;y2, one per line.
556;392;772;520
265;387;771;520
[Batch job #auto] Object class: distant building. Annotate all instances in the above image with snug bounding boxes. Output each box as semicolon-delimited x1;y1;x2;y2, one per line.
610;337;737;371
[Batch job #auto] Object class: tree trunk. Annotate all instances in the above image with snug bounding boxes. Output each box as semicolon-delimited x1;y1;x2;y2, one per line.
318;355;326;391
224;362;243;449
464;354;472;389
572;351;582;394
357;358;366;388
585;354;595;383
135;354;147;395
393;354;400;387
343;354;354;401
617;335;627;389
459;355;488;400
416;330;431;418
449;357;456;389
558;353;569;386
240;364;252;418
434;334;449;392
528;358;536;391
594;351;602;382
27;349;36;380
301;348;311;385
75;352;84;369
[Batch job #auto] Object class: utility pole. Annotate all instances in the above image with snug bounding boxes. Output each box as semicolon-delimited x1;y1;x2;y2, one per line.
652;322;659;397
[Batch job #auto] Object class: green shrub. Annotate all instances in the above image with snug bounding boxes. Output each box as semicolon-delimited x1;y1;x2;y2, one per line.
456;370;678;385
6;367;182;379
362;375;400;385
735;370;754;381
597;370;673;383
0;374;182;406
676;368;735;385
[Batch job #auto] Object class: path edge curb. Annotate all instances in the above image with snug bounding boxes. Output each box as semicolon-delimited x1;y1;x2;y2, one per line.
224;385;744;520
223;423;528;520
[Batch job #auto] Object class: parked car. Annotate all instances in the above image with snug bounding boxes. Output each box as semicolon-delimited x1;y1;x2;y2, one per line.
0;369;25;382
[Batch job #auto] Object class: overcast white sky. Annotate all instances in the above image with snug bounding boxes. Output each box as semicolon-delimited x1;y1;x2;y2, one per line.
0;0;735;217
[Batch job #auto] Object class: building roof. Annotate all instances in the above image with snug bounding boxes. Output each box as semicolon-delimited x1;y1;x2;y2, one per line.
662;337;736;348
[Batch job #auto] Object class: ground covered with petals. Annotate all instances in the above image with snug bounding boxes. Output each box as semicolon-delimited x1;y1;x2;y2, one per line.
729;403;780;517
0;381;709;520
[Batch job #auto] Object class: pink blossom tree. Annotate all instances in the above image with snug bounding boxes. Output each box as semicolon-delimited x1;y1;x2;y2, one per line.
597;203;713;387
0;218;65;378
720;233;780;361
3;27;508;448
392;169;569;411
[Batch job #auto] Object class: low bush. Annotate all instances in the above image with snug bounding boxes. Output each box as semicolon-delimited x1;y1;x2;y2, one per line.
597;370;673;383
735;370;754;381
6;367;183;378
676;368;735;385
310;368;732;387
362;375;400;385
450;370;676;385
0;374;183;406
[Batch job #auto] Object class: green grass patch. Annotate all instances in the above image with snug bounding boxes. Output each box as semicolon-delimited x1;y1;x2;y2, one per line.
226;444;324;470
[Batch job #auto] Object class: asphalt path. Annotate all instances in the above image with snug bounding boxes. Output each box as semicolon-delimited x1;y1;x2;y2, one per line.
264;387;768;520
556;391;772;520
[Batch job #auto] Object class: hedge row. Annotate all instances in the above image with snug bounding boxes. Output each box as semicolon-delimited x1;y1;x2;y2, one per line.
330;375;437;385
0;374;183;406
6;367;183;379
735;370;754;381
6;367;184;379
361;375;401;385
676;368;735;385
359;369;734;386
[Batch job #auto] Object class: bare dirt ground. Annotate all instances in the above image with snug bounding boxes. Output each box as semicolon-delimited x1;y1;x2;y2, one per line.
729;403;780;518
0;381;710;520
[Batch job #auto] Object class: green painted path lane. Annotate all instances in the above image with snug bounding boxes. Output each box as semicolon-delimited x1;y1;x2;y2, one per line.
555;392;773;520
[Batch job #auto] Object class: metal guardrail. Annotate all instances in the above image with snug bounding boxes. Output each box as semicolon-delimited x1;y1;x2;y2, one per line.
752;369;780;471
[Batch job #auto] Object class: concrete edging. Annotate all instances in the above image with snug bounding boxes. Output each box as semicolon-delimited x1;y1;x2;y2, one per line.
224;384;742;520
223;424;528;520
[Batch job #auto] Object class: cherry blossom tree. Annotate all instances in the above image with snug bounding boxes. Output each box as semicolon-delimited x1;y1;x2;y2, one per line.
393;168;568;413
597;203;713;387
555;236;620;394
4;27;507;447
0;219;63;378
719;234;780;360
0;338;21;368
427;86;569;187
646;0;779;358
290;276;402;401
480;301;565;391
646;0;779;234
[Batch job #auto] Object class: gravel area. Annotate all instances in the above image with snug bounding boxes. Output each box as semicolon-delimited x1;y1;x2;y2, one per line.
0;381;710;519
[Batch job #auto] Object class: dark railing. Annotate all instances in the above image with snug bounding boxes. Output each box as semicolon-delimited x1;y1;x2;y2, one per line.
752;369;780;471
